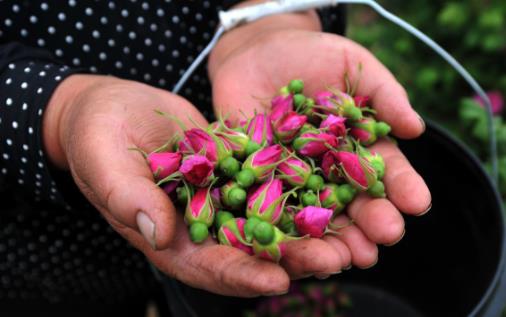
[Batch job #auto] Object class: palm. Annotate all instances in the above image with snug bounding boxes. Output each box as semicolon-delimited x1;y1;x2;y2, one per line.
211;30;432;276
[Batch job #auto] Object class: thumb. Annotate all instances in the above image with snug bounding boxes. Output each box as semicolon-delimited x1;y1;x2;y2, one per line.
69;127;177;251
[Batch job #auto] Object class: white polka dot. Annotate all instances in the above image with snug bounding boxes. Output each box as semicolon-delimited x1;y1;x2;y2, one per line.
24;67;31;73
6;98;13;106
92;30;100;38
28;127;34;134
38;109;43;116
165;64;173;72
150;23;158;31
164;30;172;38
135;53;143;61
99;52;107;60
68;0;76;7
65;35;73;44
72;58;80;66
1;168;7;175
129;68;137;75
30;16;38;24
5;139;12;146
20;29;28;37
35;174;42;180
12;4;20;12
2;153;9;160
5;78;12;85
137;16;145;25
22;103;28;110
37;38;46;47
115;61;123;69
82;44;90;52
180;36;187;44
122;46;130;54
172;16;180;24
58;13;66;21
35;181;42;187
21;82;28;89
51;187;57;193
100;16;108;24
37;87;44;94
21;157;28;164
4;19;12;27
12;121;18;129
144;73;151;81
48;26;56;34
158;78;166;86
142;2;149;10
107;39;115;47
196;13;203;21
41;3;49;11
108;1;116;9
172;50;180;58
18;179;24;185
19;169;25;175
116;24;124;32
8;63;15;70
152;59;159;67
144;38;152;46
90;66;97;73
157;9;165;17
128;31;136;40
121;9;129;17
85;7;93;16
75;21;83;30
22;144;29;151
158;44;166;52
37;162;44;169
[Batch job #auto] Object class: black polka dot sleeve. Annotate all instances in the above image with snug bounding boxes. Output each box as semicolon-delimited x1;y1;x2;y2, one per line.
0;42;82;204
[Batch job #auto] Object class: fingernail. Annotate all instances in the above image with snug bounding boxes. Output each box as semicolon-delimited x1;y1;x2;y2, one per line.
267;289;289;296
343;265;352;271
417;114;426;133
137;211;157;250
385;229;405;247
315;274;330;280
417;202;432;217
362;258;378;270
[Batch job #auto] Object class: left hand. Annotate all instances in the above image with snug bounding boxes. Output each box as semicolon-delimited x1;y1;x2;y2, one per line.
208;16;431;279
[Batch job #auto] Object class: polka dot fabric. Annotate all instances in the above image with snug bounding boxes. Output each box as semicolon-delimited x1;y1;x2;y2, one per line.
0;0;345;305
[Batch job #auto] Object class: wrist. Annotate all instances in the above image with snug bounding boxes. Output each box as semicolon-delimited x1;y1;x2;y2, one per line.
208;1;322;81
42;74;100;169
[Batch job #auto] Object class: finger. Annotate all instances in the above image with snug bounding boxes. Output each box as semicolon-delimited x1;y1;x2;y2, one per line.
332;214;378;269
335;37;425;139
347;194;405;245
126;215;290;297
280;238;343;279
322;235;352;269
371;139;432;215
69;121;176;250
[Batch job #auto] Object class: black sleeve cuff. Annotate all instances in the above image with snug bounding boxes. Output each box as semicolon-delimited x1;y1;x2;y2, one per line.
0;55;82;207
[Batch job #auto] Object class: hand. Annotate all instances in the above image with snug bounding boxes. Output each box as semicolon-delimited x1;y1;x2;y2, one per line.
209;26;432;277
43;75;290;296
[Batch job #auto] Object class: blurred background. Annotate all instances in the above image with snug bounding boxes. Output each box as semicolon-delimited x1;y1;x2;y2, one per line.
348;0;506;199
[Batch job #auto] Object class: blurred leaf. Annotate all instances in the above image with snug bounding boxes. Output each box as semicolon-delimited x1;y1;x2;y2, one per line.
415;68;439;91
438;2;468;29
478;10;504;30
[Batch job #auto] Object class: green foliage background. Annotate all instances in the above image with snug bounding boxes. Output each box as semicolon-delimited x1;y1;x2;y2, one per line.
347;0;506;192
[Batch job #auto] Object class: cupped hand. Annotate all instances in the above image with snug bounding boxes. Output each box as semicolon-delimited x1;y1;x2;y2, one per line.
43;75;290;296
209;29;432;277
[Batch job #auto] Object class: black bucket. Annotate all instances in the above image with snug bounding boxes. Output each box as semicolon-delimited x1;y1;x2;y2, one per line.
162;121;506;317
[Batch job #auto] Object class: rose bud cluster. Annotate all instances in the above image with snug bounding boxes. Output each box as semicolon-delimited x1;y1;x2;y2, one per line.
134;79;391;263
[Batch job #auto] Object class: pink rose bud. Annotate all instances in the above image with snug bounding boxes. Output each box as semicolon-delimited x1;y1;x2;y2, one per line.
349;117;391;146
179;154;214;187
321;151;343;183
211;187;223;210
270;94;294;123
246;114;274;146
292;131;338;158
354;95;370;108
315;91;362;120
314;91;335;111
162;181;179;195
218;218;253;255
252;222;292;262
319;184;343;213
241;144;284;182
179;128;232;164
185;187;215;243
277;157;312;187
272;111;307;143
474;91;504;115
294;206;333;238
246;178;286;224
319;115;347;137
147;152;182;180
334;151;377;191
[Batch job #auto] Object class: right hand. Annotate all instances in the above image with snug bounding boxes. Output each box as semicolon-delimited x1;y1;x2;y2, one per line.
42;74;291;296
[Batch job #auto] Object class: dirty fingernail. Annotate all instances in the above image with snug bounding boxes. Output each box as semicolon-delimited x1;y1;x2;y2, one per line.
315;274;330;280
137;211;157;250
